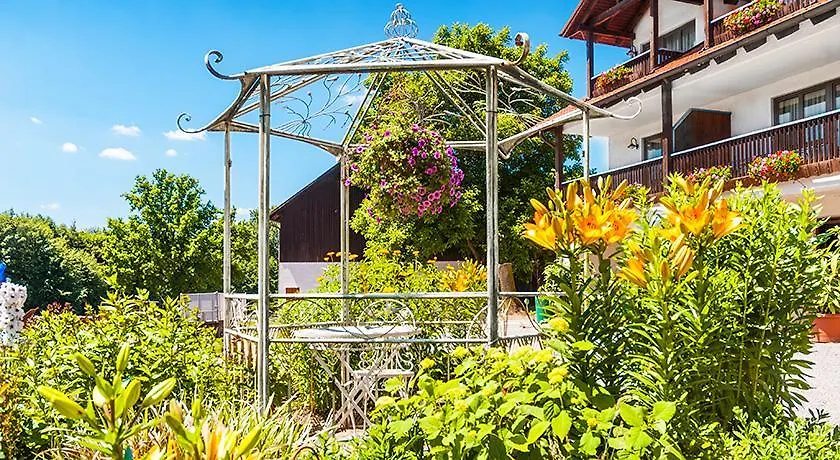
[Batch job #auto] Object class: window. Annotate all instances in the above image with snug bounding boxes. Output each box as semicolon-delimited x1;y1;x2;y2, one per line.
636;21;695;55
643;135;663;160
774;78;840;125
661;21;696;52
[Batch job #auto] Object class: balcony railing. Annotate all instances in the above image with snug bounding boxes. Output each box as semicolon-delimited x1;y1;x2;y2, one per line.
579;109;840;193
590;49;684;98
710;0;819;47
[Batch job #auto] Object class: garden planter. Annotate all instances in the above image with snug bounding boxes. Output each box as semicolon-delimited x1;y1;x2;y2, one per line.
812;314;840;343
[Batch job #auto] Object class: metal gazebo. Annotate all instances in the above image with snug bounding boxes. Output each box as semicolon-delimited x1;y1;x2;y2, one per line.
177;4;640;411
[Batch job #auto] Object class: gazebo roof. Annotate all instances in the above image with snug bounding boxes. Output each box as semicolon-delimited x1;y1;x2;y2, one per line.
176;4;640;156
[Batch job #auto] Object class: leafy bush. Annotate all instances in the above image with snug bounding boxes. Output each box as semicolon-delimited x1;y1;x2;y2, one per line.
7;292;249;453
687;165;732;184
721;409;840;460
748;149;802;181
352;345;681;459
523;175;833;454
0;377;22;460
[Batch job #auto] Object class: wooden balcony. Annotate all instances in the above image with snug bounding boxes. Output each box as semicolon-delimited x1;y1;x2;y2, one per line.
590;49;684;98
581;109;840;193
710;0;819;47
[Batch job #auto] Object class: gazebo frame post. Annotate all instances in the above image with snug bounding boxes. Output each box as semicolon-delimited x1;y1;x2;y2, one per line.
223;124;232;356
257;74;272;407
485;66;500;345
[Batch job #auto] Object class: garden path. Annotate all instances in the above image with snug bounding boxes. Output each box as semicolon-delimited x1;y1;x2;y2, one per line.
798;343;840;424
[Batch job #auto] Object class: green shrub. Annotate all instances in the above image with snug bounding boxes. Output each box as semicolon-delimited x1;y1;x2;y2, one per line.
721;409;840;460
7;292;249;453
352;345;682;459
525;176;834;454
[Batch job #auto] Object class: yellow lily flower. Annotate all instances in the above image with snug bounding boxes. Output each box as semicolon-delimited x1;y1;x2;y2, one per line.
618;255;648;288
712;200;743;240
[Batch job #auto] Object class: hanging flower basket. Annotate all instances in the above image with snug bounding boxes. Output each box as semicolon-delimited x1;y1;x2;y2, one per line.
348;122;464;220
747;149;802;182
723;0;785;36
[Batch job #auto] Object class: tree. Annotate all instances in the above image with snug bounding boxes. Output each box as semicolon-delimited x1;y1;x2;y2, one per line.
0;212;108;311
351;23;580;284
103;170;221;298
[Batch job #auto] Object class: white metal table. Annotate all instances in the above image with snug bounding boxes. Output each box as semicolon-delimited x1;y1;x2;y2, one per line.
292;324;420;429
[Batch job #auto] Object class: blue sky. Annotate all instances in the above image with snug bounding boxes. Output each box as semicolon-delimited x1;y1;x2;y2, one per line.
0;1;627;229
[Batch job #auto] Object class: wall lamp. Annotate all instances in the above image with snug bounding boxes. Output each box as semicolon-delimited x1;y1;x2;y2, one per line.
628;137;640;150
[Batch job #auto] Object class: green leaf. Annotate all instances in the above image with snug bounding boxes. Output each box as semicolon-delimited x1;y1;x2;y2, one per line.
650;401;676;423
572;341;595;352
619;402;645;427
579;431;601;456
551;411;572;439
527;420;550;444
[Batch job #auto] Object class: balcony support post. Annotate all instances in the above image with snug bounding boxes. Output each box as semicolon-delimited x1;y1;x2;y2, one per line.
650;0;660;69
704;0;714;48
661;79;673;178
585;31;594;98
553;126;564;188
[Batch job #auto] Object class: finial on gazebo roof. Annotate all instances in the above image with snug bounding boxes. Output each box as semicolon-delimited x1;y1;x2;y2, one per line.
384;3;418;38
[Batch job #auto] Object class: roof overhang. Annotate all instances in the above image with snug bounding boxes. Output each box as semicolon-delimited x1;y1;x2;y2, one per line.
560;0;647;48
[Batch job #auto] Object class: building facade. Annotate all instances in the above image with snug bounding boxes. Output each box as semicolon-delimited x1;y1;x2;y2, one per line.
556;0;840;214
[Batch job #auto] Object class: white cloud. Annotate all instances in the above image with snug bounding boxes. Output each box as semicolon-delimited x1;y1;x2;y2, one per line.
30;116;42;124
163;130;206;141
99;147;136;161
40;203;60;211
111;124;142;136
61;142;78;153
235;208;254;220
165;148;177;157
342;94;366;106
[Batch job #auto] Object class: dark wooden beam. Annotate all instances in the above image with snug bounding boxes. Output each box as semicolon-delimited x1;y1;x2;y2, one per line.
704;0;713;48
661;79;673;178
578;24;635;41
553;126;564;188
590;0;641;27
586;30;595;99
650;0;660;69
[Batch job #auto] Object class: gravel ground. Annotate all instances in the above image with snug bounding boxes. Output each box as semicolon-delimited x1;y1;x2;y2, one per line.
797;343;840;424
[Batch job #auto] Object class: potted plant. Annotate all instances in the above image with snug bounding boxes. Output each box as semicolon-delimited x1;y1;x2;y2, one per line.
748;149;802;182
724;0;785;36
814;250;840;342
595;65;633;93
687;165;732;184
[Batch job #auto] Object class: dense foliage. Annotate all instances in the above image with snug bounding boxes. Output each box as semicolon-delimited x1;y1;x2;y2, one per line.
0;212;108;312
686;165;732;184
3;292;249;454
356;345;680;459
594;65;633;93
103;169;223;298
352;23;579;283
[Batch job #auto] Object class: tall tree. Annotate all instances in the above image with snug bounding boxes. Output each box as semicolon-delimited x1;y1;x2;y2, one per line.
0;212;108;311
103;170;221;298
351;23;581;283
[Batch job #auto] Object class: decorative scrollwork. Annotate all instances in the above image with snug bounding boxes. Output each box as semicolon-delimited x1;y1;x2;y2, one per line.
176;112;204;134
205;50;237;81
513;32;531;66
275;73;362;136
384;3;419;38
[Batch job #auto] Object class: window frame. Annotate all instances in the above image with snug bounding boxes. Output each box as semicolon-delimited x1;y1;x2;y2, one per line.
773;78;840;125
659;20;696;52
643;134;663;160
